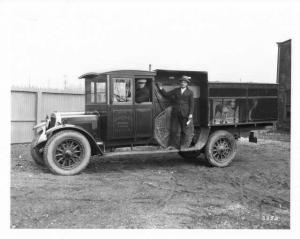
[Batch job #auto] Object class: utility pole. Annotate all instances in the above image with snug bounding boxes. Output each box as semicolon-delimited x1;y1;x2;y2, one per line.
64;75;67;89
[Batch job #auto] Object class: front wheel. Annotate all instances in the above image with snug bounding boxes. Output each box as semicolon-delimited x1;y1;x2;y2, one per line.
205;130;237;167
43;130;91;175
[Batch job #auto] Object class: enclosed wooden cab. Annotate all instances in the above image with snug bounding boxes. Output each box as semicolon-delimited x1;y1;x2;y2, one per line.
79;69;209;147
80;70;157;146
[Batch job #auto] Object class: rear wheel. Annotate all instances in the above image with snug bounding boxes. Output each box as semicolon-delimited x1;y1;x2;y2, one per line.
43;130;91;175
205;130;237;167
30;139;45;166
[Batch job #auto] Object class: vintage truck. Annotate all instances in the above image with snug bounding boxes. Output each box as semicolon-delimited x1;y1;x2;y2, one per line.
31;69;278;175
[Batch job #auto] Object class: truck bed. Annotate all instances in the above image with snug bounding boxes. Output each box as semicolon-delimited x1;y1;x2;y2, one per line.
208;82;278;126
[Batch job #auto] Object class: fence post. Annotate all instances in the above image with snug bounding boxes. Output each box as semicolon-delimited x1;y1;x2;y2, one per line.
36;90;43;124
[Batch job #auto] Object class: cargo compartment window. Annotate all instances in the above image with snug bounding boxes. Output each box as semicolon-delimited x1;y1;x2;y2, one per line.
113;78;132;103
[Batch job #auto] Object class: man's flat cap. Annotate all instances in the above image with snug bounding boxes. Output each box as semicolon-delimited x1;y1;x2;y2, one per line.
137;79;147;83
179;75;191;83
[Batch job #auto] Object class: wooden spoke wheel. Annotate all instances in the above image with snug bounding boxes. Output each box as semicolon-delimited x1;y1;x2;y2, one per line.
205;130;237;167
43;130;91;175
53;139;84;169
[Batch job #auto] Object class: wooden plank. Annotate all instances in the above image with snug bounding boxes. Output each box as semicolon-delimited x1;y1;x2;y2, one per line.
11;88;85;144
41;92;84;119
11;91;36;121
36;91;42;124
208;121;277;127
209;96;277;99
11;121;35;144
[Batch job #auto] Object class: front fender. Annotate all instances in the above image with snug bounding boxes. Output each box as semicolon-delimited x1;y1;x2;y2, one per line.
46;124;103;156
32;123;47;148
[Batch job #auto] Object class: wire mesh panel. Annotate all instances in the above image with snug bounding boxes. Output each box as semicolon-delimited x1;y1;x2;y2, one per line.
154;106;173;148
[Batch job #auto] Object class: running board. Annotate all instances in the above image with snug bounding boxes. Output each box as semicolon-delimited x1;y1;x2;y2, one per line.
103;147;200;157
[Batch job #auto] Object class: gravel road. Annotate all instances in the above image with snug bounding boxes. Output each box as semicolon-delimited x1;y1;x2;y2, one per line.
11;132;290;228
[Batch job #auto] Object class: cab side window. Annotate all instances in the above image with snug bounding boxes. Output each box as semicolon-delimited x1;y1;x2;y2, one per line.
86;81;106;104
113;78;132;103
96;82;106;103
135;78;152;103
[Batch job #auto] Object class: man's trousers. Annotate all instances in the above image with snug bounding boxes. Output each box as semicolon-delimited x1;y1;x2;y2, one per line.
169;112;194;149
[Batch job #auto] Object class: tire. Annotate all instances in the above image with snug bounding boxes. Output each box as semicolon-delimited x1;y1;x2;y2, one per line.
205;130;237;167
30;139;45;166
178;150;201;160
43;130;91;176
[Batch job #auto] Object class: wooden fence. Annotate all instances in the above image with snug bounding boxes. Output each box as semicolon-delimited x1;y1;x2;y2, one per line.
11;87;85;144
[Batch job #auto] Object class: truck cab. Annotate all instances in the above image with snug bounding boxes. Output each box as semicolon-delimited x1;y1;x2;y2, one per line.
79;69;208;149
82;70;156;145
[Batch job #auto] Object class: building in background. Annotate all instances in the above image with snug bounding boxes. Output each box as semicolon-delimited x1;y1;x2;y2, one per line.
277;39;291;131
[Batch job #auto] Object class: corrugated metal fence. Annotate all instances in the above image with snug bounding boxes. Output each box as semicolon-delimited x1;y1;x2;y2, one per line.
11;87;85;144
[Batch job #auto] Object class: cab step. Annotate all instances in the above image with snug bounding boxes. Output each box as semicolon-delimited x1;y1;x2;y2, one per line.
102;146;199;157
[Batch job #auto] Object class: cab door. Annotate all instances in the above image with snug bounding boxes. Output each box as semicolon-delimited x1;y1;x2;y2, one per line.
133;77;154;138
107;76;154;141
108;77;134;139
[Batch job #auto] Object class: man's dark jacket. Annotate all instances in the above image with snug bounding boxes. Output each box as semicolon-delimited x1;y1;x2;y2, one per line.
136;86;150;103
160;87;194;118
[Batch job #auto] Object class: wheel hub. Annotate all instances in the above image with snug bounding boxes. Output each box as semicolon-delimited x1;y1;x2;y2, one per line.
212;137;232;162
64;149;73;158
217;144;226;152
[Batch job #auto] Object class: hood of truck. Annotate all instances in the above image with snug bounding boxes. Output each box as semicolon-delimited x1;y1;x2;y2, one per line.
61;114;98;128
48;112;99;139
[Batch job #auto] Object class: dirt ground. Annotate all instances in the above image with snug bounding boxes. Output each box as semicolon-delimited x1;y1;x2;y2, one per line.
11;130;290;229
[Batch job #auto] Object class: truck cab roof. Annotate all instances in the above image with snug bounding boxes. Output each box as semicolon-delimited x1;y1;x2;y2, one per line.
79;69;208;80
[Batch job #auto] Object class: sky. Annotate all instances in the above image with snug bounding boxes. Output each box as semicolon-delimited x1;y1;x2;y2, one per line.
6;0;299;89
